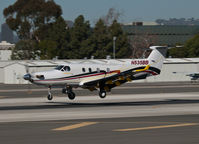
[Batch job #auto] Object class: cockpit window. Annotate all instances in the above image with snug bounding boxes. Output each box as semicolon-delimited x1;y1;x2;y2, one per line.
55;65;64;70
55;65;71;72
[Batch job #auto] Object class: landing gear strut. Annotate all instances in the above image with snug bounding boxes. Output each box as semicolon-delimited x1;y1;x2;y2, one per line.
47;86;53;100
62;86;76;100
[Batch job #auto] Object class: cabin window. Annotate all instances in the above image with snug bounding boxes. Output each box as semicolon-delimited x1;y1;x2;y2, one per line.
64;66;71;71
107;68;110;72
89;68;92;73
82;68;86;72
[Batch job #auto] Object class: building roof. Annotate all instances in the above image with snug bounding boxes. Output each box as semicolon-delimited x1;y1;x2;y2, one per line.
165;58;199;63
0;41;15;50
0;58;199;68
0;41;15;46
123;21;159;26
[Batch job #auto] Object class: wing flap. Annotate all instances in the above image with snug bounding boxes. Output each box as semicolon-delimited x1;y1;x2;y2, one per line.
80;65;151;90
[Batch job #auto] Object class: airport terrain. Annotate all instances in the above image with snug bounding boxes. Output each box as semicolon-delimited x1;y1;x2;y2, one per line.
0;82;199;144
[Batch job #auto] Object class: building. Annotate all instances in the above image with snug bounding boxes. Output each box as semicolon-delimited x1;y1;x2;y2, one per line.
1;23;14;43
0;41;15;60
0;58;199;84
122;22;199;46
123;21;159;26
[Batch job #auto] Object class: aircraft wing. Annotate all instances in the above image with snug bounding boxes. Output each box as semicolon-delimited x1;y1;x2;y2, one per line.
79;65;158;91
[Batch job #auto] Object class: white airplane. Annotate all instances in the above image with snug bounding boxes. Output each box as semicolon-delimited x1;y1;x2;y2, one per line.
23;46;167;100
186;73;199;81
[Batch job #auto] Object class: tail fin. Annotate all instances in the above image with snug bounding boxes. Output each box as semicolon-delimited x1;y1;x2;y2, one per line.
147;46;168;70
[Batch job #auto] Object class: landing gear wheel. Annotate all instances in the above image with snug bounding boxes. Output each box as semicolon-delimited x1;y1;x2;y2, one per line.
68;92;76;100
99;90;106;98
47;94;53;100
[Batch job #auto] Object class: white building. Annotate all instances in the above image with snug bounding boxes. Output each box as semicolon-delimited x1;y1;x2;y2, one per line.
0;41;14;60
123;21;159;26
0;58;199;84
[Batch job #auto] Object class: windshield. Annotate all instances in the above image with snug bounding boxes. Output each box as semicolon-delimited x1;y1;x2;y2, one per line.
54;65;71;72
54;65;64;71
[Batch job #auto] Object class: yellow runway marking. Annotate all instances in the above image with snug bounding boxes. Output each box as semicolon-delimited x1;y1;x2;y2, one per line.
114;123;198;132
52;122;98;131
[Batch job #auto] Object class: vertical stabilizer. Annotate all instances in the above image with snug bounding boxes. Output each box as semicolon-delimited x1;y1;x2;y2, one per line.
147;46;168;70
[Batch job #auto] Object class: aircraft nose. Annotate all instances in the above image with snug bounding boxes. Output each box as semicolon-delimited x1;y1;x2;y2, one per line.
23;73;32;81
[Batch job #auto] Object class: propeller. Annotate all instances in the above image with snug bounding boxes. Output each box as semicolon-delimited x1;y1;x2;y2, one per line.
23;64;33;94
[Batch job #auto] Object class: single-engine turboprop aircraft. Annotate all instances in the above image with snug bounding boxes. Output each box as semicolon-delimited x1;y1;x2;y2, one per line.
23;46;167;100
173;72;199;81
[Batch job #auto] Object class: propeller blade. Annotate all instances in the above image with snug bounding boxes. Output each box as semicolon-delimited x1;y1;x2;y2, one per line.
25;65;29;73
23;74;31;80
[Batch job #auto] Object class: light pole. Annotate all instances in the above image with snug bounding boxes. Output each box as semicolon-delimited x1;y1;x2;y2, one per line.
113;36;117;59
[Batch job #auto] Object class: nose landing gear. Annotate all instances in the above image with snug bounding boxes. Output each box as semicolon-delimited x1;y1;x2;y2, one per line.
47;86;53;100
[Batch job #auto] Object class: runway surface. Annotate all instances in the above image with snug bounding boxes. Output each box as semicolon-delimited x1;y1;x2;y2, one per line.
0;82;199;144
0;81;199;98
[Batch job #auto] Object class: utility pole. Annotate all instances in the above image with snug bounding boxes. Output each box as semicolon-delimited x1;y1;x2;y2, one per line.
113;36;117;59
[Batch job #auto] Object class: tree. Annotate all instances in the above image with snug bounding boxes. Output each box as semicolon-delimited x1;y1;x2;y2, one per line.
167;46;188;58
88;19;130;59
11;40;38;60
101;8;122;26
185;34;199;57
4;0;64;60
90;19;110;58
40;17;70;59
38;40;58;59
3;0;62;40
168;34;199;58
108;20;130;58
66;15;92;59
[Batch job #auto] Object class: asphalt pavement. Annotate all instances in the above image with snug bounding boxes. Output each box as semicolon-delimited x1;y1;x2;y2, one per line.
0;82;199;144
0;81;199;98
0;115;199;144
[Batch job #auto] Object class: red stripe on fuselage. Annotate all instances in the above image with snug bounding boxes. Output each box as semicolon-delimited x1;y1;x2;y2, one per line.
145;70;158;75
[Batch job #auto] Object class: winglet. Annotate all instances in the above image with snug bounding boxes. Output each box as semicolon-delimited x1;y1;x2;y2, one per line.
135;65;150;72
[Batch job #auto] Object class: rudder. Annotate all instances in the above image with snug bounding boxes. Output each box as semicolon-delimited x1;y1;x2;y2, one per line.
147;46;168;70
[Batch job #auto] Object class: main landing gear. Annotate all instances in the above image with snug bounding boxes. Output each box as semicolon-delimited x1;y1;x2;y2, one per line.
98;82;107;99
99;90;106;98
62;86;76;100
